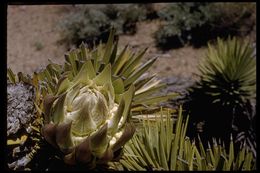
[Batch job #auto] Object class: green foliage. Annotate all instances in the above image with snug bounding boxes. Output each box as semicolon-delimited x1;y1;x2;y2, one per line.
111;107;256;171
35;29;177;115
58;4;150;47
209;3;256;37
183;37;256;154
33;41;44;51
198;37;256;103
155;2;212;49
155;2;255;50
7;29;177;170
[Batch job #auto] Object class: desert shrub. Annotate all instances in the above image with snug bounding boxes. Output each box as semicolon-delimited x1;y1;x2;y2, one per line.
58;4;151;48
155;2;256;50
183;37;256;156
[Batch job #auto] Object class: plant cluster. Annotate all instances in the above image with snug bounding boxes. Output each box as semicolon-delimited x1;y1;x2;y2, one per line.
112;107;256;171
183;37;256;158
58;4;152;48
154;2;255;50
7;30;256;171
7;29;176;170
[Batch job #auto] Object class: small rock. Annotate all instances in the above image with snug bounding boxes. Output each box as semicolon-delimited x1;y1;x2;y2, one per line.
7;82;36;136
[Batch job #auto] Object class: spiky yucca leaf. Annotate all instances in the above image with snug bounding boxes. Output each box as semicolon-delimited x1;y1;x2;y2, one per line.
114;107;256;171
183;37;256;152
198;37;256;105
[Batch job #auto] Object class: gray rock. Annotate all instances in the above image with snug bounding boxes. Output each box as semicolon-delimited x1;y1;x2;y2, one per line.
7;82;36;136
159;76;196;109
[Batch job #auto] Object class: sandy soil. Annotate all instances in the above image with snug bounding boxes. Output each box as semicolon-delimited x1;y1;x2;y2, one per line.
7;5;207;81
7;5;69;74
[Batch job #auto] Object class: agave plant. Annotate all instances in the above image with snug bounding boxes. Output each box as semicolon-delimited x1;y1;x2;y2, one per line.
41;62;137;168
114;107;256;171
18;28;176;169
36;28;176;114
183;37;256;148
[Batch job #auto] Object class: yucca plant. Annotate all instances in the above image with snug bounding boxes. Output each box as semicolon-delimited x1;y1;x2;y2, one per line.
198;37;256;104
7;28;177;170
183;37;256;154
114;107;256;171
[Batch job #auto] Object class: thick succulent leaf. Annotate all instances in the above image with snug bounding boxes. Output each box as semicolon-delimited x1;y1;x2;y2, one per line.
41;123;58;148
17;72;31;84
90;123;109;158
52;93;67;124
112;78;124;95
7;68;17;83
100;82;115;110
98;147;114;164
124;57;157;87
109;39;118;65
93;64;112;86
71;60;92;85
118;85;135;129
111;122;135;152
65;51;78;76
133;74;156;91
46;63;62;80
103;27;116;64
74;137;92;164
79;42;88;61
108;99;125;135
55;121;74;154
111;45;130;75
91;47;100;73
134;84;166;100
64;149;77;165
120;48;148;78
32;72;39;90
82;60;96;80
70;98;99;136
135;77;161;95
43;94;59;124
56;77;71;95
65;85;80;112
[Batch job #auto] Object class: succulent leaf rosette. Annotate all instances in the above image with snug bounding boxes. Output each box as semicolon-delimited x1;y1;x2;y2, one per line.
30;28;177;169
41;60;136;166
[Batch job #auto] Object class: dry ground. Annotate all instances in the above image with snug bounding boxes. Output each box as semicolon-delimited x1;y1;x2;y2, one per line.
7;5;206;81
